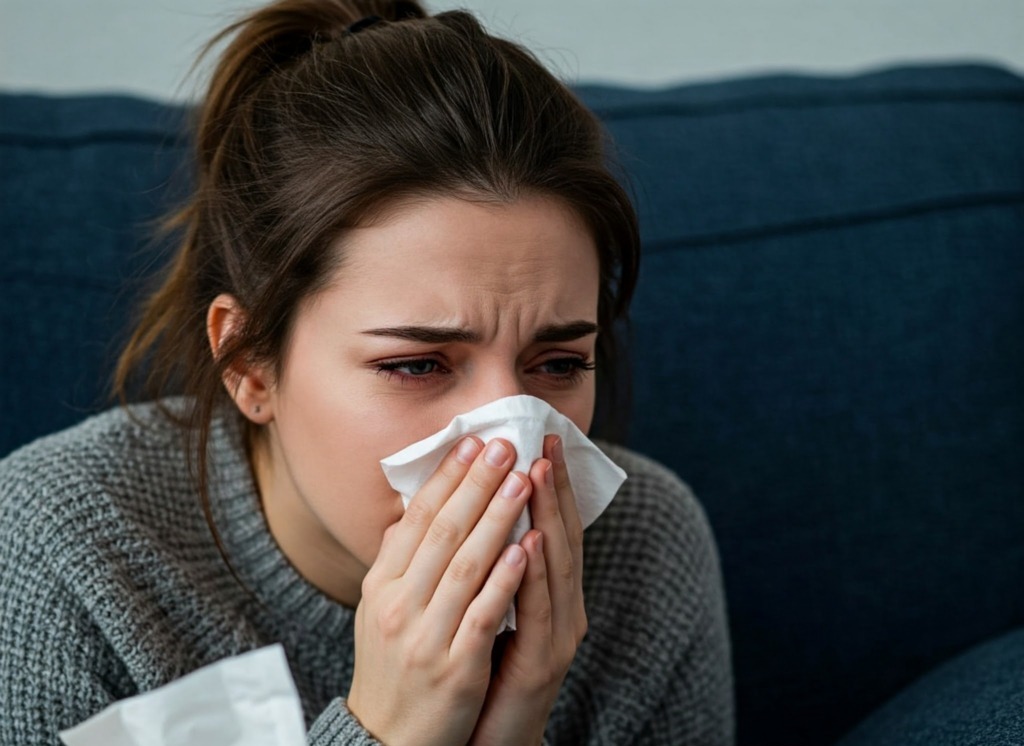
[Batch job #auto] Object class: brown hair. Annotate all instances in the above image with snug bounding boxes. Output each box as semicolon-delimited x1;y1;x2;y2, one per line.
115;0;640;516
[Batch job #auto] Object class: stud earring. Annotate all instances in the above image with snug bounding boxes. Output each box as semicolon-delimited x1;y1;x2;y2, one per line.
254;405;261;415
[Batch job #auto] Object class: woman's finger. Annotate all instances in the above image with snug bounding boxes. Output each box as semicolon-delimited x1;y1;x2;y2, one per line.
370;436;485;580
545;435;585;594
528;449;571;598
422;468;533;644
450;543;528;664
401;439;517;606
525;437;586;646
509;529;552;646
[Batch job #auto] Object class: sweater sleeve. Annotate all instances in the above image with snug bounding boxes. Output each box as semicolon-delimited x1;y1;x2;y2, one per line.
0;505;122;745
307;698;383;745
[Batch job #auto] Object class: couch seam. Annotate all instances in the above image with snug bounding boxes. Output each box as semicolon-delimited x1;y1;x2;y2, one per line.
644;191;1024;253
590;90;1024;121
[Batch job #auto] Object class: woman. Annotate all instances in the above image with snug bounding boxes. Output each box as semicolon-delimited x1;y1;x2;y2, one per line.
0;1;733;743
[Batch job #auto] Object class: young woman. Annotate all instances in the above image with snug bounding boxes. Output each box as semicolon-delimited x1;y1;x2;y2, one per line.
0;1;733;743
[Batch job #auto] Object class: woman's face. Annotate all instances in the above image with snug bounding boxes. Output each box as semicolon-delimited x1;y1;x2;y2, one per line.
251;195;601;606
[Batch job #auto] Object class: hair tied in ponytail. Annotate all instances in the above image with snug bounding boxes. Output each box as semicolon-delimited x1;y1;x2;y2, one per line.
345;1;425;38
346;15;383;34
391;1;424;21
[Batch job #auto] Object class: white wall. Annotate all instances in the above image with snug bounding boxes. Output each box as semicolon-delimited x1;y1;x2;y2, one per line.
2;0;1022;100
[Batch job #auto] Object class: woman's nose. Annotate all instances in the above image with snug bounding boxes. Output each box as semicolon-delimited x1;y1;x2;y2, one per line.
463;365;527;411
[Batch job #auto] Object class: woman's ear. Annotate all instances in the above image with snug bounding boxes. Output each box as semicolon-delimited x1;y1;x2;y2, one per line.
206;293;274;424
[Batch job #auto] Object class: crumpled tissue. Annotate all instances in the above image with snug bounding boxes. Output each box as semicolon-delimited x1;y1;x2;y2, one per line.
380;394;628;633
59;645;306;746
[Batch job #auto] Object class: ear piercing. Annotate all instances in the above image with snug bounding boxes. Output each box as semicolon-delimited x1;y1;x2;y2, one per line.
254;405;261;415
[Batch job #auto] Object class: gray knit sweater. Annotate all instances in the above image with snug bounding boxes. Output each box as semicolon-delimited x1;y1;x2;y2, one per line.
0;401;734;745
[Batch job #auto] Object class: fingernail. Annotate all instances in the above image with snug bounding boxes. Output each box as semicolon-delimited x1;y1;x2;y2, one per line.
551;437;564;464
505;545;526;566
455;437;481;464
484;440;509;467
544;462;554;488
499;473;527;499
534;532;544;553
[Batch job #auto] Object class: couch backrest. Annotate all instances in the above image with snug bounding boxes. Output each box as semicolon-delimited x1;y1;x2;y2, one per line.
577;64;1024;744
1;94;190;454
3;64;1024;745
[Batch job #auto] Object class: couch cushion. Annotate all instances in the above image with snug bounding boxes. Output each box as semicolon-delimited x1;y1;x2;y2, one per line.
836;627;1024;746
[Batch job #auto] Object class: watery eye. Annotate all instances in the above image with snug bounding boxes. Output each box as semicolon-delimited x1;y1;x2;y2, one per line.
535;357;596;381
398;359;437;376
541;358;579;375
374;357;450;385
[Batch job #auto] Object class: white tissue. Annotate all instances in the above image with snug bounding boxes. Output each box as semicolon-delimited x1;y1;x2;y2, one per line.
59;645;306;746
380;395;627;633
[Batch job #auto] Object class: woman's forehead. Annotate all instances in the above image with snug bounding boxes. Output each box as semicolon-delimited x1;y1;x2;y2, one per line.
309;195;601;336
332;196;598;288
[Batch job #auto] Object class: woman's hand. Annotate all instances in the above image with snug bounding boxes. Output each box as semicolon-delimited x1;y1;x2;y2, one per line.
346;436;533;746
469;435;588;746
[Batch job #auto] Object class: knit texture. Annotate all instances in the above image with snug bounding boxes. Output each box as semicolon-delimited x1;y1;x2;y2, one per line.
0;400;734;745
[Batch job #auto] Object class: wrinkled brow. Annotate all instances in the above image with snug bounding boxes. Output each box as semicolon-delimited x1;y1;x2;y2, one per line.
360;326;478;344
532;321;600;343
360;321;599;344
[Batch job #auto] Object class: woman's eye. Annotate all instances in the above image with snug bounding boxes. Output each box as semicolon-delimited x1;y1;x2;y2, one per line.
540;358;580;376
377;358;440;379
374;355;593;387
398;359;437;376
535;356;597;381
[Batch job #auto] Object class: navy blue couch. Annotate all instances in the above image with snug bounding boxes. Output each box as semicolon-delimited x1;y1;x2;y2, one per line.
3;64;1023;745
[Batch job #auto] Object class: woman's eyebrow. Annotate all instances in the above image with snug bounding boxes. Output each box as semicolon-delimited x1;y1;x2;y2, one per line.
360;326;479;343
359;321;599;344
532;321;600;343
